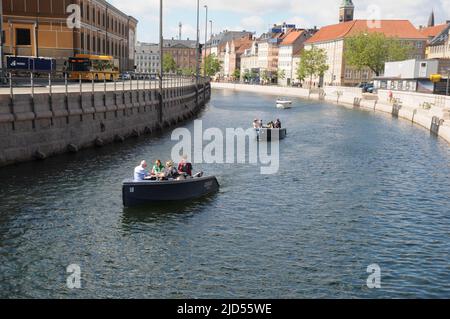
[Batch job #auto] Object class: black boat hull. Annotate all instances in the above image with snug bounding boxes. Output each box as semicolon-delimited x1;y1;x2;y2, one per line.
257;128;287;141
122;176;220;207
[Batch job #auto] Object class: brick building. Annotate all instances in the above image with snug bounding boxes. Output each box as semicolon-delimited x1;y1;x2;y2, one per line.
1;0;137;72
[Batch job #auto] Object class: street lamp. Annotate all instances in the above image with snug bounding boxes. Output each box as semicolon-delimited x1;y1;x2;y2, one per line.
447;68;450;96
203;5;208;77
158;0;163;122
195;0;200;87
0;0;4;82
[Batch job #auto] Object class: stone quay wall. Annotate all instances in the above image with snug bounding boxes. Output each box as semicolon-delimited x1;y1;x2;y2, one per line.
0;81;211;167
211;82;450;145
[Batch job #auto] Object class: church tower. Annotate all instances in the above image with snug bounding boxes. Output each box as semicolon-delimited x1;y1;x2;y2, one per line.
339;0;355;23
427;10;435;27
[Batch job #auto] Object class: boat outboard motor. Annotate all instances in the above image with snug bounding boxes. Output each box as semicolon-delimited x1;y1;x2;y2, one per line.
193;171;204;178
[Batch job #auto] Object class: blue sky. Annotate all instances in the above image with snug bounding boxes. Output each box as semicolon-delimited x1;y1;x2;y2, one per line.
108;0;450;43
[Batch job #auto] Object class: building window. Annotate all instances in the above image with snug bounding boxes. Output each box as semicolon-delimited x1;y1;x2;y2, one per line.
345;69;352;79
16;28;31;46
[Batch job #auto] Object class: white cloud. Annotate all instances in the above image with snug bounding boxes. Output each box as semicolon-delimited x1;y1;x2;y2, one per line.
108;0;450;42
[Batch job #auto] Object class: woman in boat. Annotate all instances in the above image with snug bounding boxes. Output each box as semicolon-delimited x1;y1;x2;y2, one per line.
178;155;193;178
151;160;165;179
163;161;179;180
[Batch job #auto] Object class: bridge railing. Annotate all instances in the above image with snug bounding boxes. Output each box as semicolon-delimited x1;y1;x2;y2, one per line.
0;71;209;98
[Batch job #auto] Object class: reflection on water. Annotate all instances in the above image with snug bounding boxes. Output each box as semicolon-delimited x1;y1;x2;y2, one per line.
0;88;450;298
121;195;218;228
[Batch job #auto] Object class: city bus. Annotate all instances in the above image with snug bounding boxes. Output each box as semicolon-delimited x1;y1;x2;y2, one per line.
67;54;119;81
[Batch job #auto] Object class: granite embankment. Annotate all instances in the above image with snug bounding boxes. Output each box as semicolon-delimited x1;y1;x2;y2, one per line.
211;82;450;144
0;80;210;167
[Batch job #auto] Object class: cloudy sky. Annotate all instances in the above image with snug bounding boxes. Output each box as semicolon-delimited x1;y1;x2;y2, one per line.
108;0;450;43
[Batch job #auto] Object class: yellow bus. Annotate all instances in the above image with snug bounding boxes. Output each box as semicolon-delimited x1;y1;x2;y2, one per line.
67;54;119;81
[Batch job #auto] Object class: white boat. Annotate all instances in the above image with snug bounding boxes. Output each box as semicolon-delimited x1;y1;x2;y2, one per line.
276;99;292;109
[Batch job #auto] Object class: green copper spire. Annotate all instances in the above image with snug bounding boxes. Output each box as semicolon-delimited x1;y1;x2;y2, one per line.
341;0;354;7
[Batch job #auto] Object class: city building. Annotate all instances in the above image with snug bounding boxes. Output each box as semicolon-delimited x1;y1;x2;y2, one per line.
304;20;428;87
135;42;159;74
256;23;296;84
277;29;315;86
240;41;259;82
163;38;198;71
222;35;253;80
203;30;254;79
1;0;138;72
204;30;253;58
427;24;450;59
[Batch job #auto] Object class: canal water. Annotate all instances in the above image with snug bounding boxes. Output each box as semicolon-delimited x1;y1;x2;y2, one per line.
0;89;449;298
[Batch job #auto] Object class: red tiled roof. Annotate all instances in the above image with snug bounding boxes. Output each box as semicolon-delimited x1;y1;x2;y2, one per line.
305;20;428;44
419;24;449;38
281;30;305;46
235;39;253;54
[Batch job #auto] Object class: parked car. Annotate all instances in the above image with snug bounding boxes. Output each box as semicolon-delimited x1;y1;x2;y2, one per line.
120;72;131;80
362;83;374;93
356;82;368;88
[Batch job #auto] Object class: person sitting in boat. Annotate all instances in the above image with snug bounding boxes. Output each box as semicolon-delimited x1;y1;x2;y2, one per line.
274;119;281;129
151;159;165;178
267;121;275;129
253;119;260;129
178;154;193;178
163;160;179;180
134;160;149;181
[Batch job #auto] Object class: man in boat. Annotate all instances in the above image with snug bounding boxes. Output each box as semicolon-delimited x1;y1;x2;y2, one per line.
253;119;260;129
274;119;281;129
178;154;193;178
134;160;149;181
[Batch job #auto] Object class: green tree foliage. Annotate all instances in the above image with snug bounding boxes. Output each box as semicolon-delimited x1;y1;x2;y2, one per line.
243;70;251;82
261;70;270;84
296;47;329;84
180;67;195;76
232;69;241;81
203;54;222;76
344;32;412;76
163;53;177;73
277;69;286;81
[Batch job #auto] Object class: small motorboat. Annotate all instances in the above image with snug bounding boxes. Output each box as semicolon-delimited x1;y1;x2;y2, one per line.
276;98;292;109
122;176;220;207
255;128;287;141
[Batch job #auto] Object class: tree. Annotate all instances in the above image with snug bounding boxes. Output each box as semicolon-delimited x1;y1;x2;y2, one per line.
232;69;241;81
261;70;270;84
344;32;412;76
296;47;329;87
277;69;286;83
163;53;177;73
203;54;222;76
243;70;251;82
180;67;195;76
